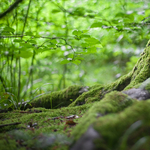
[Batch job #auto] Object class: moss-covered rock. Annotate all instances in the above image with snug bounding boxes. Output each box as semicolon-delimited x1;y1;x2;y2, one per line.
71;99;150;150
71;91;134;140
74;101;150;150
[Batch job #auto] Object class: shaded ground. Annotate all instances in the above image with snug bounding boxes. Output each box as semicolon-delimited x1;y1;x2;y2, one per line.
0;104;91;150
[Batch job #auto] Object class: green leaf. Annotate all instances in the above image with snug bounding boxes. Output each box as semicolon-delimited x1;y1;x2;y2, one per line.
95;44;103;48
127;13;135;21
34;34;41;38
28;40;37;44
84;37;100;45
3;27;15;33
82;30;88;33
68;54;74;58
0;45;4;49
90;22;103;28
20;50;33;58
111;19;119;24
76;56;84;60
40;48;51;52
115;12;125;17
72;60;81;65
72;30;82;36
13;39;23;43
26;32;34;36
73;7;85;16
87;47;97;53
72;30;78;36
60;60;70;64
52;9;61;13
80;34;91;38
51;39;57;44
20;43;33;48
81;42;89;47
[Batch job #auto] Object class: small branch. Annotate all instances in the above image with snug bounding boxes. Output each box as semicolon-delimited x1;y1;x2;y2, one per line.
0;122;21;127
0;0;23;19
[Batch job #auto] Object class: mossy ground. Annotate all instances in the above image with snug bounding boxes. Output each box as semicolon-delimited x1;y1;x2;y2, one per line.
1;40;150;150
0;104;91;150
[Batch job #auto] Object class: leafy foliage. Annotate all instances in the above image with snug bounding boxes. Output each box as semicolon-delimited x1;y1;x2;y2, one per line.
0;0;150;109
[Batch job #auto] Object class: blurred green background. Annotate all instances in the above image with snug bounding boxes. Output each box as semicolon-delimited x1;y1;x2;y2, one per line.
0;0;150;109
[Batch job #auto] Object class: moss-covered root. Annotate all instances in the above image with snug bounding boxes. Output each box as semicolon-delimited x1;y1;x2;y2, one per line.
72;91;134;140
71;99;150;150
93;100;150;150
69;40;150;107
101;40;150;92
69;72;132;107
22;85;84;109
69;85;104;107
125;39;150;89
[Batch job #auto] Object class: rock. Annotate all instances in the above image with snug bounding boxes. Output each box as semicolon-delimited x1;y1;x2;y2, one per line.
79;86;89;94
122;88;150;100
139;78;150;91
70;126;100;150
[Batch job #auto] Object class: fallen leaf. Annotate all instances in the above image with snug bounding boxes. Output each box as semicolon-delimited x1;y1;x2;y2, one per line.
65;119;77;126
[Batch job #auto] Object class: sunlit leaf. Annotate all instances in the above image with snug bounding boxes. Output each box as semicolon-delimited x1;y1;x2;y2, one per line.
84;37;100;45
51;39;57;44
90;22;103;28
72;60;81;65
95;44;103;48
20;50;33;58
87;47;97;53
82;30;88;33
60;60;70;64
72;30;78;36
76;56;84;60
72;30;82;36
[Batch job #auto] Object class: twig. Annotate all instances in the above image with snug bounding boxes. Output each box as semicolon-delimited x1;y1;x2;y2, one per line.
0;0;23;19
0;122;21;127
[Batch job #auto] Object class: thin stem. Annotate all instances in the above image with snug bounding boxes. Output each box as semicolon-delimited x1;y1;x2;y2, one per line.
18;0;32;102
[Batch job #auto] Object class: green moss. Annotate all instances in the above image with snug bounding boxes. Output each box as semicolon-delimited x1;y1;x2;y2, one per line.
23;85;83;109
105;72;132;91
0;137;18;150
69;85;103;107
0;104;91;133
0;103;92;149
72;91;134;140
124;40;150;89
93;100;150;149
